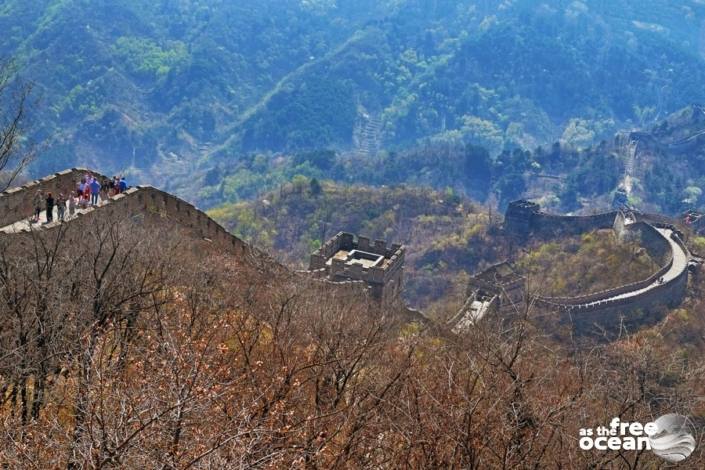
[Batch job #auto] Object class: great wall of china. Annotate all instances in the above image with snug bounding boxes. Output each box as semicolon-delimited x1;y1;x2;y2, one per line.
4;169;692;337
451;200;695;336
0;168;374;301
0;169;250;257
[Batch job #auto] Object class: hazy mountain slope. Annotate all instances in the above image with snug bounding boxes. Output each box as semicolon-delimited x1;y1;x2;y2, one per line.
4;0;705;196
208;179;508;313
0;0;392;176
236;0;705;155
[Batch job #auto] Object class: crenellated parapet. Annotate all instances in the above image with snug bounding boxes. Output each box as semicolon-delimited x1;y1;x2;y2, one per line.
309;231;405;302
504;199;618;239
454;201;693;336
0;170;412;321
0;168;104;228
0;179;252;260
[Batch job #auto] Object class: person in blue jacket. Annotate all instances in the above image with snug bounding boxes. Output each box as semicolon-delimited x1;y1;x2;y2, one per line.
90;177;101;205
118;176;127;193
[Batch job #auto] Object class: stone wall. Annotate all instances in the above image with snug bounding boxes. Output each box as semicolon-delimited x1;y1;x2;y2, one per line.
0;171;389;320
0;168;104;227
617;221;671;265
533;229;689;336
137;186;251;256
497;201;691;335
310;231;405;301
329;249;405;288
309;232;352;270
504;200;539;238
556;267;688;336
0;185;251;259
534;225;680;310
534;257;673;309
504;199;618;239
530;211;618;238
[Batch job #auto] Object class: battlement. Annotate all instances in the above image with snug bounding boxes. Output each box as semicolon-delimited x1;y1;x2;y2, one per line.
454;203;692;337
0;177;253;261
309;232;405;302
1;169;413;310
0;168;104;228
504;199;618;239
504;200;540;237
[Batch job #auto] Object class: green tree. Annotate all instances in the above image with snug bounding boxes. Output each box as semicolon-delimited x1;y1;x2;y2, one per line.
310;177;323;196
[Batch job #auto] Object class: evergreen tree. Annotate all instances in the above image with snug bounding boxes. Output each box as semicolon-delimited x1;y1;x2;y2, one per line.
310;177;322;196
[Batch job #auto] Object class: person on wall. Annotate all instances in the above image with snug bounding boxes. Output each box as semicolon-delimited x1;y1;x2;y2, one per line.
57;193;66;221
82;181;91;206
68;193;77;218
101;177;110;200
32;190;43;223
90;177;101;205
45;192;54;224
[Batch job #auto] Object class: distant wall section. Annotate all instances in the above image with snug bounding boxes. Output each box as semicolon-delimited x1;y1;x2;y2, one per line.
485;202;691;337
504;200;618;239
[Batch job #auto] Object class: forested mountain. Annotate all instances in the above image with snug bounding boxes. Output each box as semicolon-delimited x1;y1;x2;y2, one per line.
5;0;705;194
0;0;390;177
209;179;505;313
237;0;705;155
7;3;705;467
207;178;666;314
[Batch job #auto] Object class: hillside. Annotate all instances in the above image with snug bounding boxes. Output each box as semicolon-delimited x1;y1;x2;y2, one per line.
0;0;390;178
209;179;508;314
2;171;705;467
520;105;705;216
4;0;705;196
519;230;660;297
7;1;705;466
236;0;705;155
207;179;675;321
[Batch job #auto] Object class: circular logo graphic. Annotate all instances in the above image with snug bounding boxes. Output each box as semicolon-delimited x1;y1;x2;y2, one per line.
648;414;697;463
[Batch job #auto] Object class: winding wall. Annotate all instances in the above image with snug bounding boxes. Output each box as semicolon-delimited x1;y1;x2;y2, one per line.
1;184;249;257
530;211;619;237
501;202;692;334
0;168;258;260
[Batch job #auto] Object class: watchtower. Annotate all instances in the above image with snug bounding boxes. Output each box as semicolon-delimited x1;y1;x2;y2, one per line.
309;232;405;302
504;200;540;238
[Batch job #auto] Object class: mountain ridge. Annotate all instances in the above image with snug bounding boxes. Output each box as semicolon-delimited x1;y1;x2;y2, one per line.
4;0;705;192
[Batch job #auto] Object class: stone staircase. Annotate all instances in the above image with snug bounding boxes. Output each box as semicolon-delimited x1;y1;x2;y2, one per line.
355;115;382;157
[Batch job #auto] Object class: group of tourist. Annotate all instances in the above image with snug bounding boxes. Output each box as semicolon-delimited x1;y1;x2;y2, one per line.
31;173;128;224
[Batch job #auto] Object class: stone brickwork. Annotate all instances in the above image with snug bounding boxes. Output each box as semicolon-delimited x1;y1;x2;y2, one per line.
0;182;252;260
504;199;618;239
465;261;525;311
0;169;417;325
0;168;103;227
453;202;693;336
614;216;671;265
503;200;540;238
531;211;619;237
309;232;405;302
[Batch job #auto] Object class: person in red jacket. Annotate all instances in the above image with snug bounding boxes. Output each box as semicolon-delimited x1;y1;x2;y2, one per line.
83;183;91;207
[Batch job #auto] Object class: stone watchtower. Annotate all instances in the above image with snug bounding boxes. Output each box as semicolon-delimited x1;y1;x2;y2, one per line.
504;200;540;238
309;232;405;302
